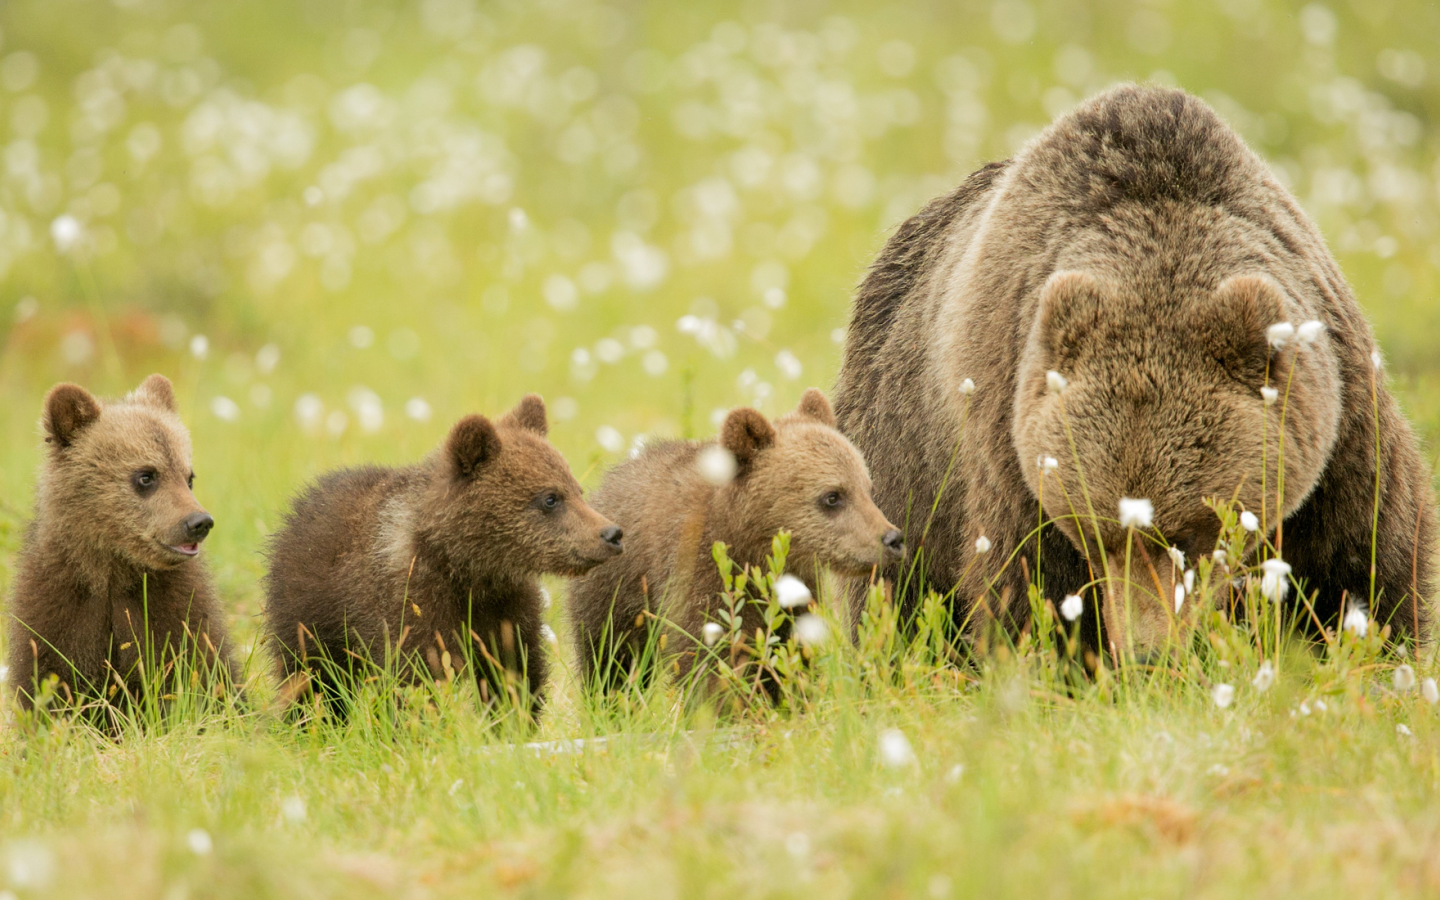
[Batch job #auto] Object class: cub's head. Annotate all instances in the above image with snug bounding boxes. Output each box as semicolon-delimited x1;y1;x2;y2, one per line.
429;394;622;577
40;374;214;569
713;388;904;577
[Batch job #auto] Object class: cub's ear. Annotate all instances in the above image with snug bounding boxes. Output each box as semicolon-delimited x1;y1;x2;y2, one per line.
446;415;502;479
794;388;836;427
1200;274;1288;387
43;383;102;449
131;373;177;412
500;393;547;436
1036;270;1105;368
721;407;777;471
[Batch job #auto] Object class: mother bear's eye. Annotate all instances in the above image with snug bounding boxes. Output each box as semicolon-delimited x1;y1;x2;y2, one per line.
819;490;845;511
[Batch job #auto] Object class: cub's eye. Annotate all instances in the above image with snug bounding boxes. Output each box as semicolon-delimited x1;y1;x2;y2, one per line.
533;491;563;513
131;470;158;495
187;473;195;490
820;490;844;510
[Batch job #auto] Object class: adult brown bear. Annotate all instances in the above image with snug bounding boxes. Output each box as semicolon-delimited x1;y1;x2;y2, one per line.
833;84;1435;658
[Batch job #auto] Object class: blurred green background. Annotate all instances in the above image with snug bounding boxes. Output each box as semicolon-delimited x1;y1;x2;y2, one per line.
1;0;1437;629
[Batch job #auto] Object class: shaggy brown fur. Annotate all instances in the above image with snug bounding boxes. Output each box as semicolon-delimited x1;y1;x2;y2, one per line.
5;375;238;716
264;395;621;715
833;84;1436;658
569;389;903;691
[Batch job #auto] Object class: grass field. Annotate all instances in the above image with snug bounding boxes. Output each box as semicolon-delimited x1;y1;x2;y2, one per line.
2;0;1440;896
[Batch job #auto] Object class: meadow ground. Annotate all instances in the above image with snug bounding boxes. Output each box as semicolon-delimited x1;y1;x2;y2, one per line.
1;0;1440;896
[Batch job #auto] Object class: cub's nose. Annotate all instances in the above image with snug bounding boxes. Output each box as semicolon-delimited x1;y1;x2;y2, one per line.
881;528;905;557
183;512;215;542
600;525;624;554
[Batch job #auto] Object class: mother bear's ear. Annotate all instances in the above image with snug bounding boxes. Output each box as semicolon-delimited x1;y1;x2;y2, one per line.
1036;270;1106;370
1197;274;1288;388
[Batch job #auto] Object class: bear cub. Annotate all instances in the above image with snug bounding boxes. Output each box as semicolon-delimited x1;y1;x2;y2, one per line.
264;395;621;715
5;374;239;716
569;388;903;692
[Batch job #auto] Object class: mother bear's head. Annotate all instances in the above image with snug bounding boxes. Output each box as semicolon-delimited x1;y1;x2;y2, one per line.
1012;263;1342;652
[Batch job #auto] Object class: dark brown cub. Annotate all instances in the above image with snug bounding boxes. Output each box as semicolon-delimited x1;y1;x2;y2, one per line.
263;395;621;718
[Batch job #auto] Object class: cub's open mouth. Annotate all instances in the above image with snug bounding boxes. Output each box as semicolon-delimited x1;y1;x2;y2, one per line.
168;543;201;557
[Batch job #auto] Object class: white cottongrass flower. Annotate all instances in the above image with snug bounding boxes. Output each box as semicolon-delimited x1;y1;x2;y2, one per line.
1045;370;1068;394
404;397;433;422
1259;558;1292;601
1252;659;1276;692
1183;569;1195;594
186;828;213;856
701;622;725;647
210;396;241;422
1297;701;1311;716
281;796;307;824
6;840;55;889
1266;321;1295;350
1213;549;1228;567
1212;683;1235;709
51;214;83;251
1422;678;1439;705
878;728;916;768
775;349;803;380
539;624;558;646
538;586;551;609
944;764;965;784
1393;664;1416;692
1118;497;1153;530
348;387;384;434
642;349;668;376
1261;386;1279;406
784;832;811;859
1371;350;1383;371
1240;511;1260;532
958;378;975;396
255;342;281;374
1174;584;1185;613
696;445;738;486
1295;320;1325;346
1167;546;1186;569
189;334;210;360
596;426;624;453
795;613;830;647
1343;605;1369;638
974;535;992;554
775;575;812;610
294;394;324;431
0;664;8;683
1060;593;1083;622
1397;723;1413;737
1314;699;1328;712
1038;455;1058;473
